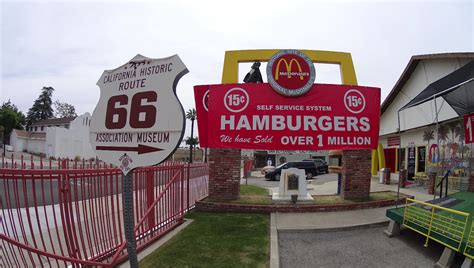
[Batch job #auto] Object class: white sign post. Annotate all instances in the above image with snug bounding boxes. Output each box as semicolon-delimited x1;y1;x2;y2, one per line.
90;54;188;267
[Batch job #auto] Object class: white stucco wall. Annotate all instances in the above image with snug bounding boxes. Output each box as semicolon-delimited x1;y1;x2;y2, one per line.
380;58;472;136
27;139;45;154
10;133;26;152
380;127;428;149
46;113;96;159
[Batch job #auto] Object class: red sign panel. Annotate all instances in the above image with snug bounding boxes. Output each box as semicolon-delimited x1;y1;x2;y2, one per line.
387;136;400;147
464;112;474;144
194;85;209;147
195;83;380;150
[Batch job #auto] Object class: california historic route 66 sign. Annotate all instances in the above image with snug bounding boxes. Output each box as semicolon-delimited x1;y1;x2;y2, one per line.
90;54;188;174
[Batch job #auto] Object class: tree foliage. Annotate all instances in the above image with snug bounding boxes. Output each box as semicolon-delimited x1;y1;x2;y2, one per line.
26;86;55;126
0;100;26;145
185;108;196;121
422;128;434;145
54;100;77;118
1;100;25;129
185;108;197;162
0;109;20;145
185;136;199;146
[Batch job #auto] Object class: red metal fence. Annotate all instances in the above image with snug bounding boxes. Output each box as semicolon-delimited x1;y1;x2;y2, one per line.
0;156;208;267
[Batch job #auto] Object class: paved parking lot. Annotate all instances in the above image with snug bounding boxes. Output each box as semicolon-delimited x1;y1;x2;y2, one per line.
278;226;463;268
241;172;337;188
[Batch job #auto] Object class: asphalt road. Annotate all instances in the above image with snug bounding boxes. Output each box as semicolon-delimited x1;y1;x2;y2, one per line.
0;175;123;208
278;226;466;268
0;174;171;208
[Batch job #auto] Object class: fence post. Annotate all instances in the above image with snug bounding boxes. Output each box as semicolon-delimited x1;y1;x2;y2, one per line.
60;168;78;260
146;168;155;229
187;163;190;211
181;165;185;218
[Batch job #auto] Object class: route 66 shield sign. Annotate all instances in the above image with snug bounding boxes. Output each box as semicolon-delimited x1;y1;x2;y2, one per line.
90;54;188;175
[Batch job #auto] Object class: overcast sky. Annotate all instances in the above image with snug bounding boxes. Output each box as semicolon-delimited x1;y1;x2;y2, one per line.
1;0;473;138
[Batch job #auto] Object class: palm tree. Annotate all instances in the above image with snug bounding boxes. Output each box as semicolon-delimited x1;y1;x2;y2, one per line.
437;124;449;160
447;121;461;158
422;128;434;164
185;136;199;147
422;128;434;148
186;108;196;163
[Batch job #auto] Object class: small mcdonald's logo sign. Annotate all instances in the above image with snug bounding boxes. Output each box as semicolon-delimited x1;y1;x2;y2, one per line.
274;58;308;81
267;50;315;97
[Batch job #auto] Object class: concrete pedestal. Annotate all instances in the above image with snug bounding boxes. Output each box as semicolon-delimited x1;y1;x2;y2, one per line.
384;220;401;237
435;247;456;268
272;168;314;204
461;257;473;268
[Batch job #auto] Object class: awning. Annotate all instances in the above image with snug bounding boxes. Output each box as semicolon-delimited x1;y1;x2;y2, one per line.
399;60;474;115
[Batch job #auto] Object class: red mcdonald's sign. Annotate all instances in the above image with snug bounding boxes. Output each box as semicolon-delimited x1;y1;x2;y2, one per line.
194;83;381;151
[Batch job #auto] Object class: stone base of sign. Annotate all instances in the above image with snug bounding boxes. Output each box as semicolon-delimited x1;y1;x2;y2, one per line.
271;193;314;204
341;150;371;200
208;148;241;201
272;168;314;204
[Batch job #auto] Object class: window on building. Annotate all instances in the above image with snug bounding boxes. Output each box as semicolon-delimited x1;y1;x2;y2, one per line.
417;146;426;173
65;124;70;129
35;126;37;131
41;126;44;131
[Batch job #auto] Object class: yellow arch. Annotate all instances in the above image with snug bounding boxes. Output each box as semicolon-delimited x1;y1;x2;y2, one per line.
275;58;304;80
371;149;379;176
221;49;358;85
377;143;386;169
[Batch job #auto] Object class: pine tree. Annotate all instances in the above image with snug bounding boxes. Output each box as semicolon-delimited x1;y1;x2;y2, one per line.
26;87;55;127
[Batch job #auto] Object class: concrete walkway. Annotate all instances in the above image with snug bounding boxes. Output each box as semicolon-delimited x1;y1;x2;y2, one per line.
250;172;441;268
247;172;435;232
275;207;392;231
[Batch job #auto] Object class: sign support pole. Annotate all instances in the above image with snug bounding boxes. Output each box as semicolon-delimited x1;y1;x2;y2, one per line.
123;172;138;267
90;54;188;267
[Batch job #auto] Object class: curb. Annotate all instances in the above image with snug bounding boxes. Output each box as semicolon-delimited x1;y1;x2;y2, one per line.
270;213;279;268
277;220;389;233
118;219;193;267
196;196;411;214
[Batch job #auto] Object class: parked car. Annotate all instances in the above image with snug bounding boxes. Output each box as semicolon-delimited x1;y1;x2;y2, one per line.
261;165;276;175
265;161;319;181
302;159;329;174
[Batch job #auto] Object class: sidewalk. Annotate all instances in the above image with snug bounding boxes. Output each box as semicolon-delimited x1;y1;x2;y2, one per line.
275;206;393;231
245;171;435;231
